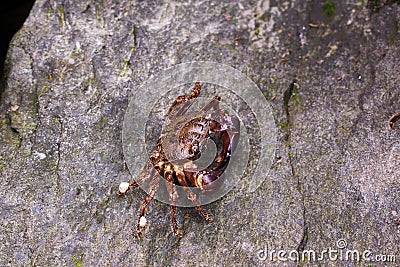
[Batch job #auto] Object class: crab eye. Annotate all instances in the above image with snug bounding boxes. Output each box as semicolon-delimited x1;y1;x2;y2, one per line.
192;145;199;154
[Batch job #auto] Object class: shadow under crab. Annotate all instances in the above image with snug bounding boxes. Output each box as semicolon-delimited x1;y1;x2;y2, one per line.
118;82;240;238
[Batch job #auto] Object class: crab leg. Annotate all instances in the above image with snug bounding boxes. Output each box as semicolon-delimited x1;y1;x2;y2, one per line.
389;112;400;129
163;163;182;237
165;82;201;116
136;172;160;238
117;157;156;196
133;159;154;187
176;169;214;223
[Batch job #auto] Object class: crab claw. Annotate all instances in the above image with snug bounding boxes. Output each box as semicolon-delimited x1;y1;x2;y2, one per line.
118;182;130;195
139;216;147;227
196;170;225;194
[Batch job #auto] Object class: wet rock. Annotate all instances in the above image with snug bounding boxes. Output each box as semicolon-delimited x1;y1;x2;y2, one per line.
1;0;399;266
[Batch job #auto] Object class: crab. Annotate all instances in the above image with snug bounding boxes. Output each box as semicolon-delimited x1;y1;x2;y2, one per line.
118;82;240;238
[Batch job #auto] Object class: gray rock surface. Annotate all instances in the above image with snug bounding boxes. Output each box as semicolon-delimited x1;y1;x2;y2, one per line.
1;0;399;266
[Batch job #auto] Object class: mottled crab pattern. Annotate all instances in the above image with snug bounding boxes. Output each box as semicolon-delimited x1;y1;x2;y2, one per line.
118;82;240;238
